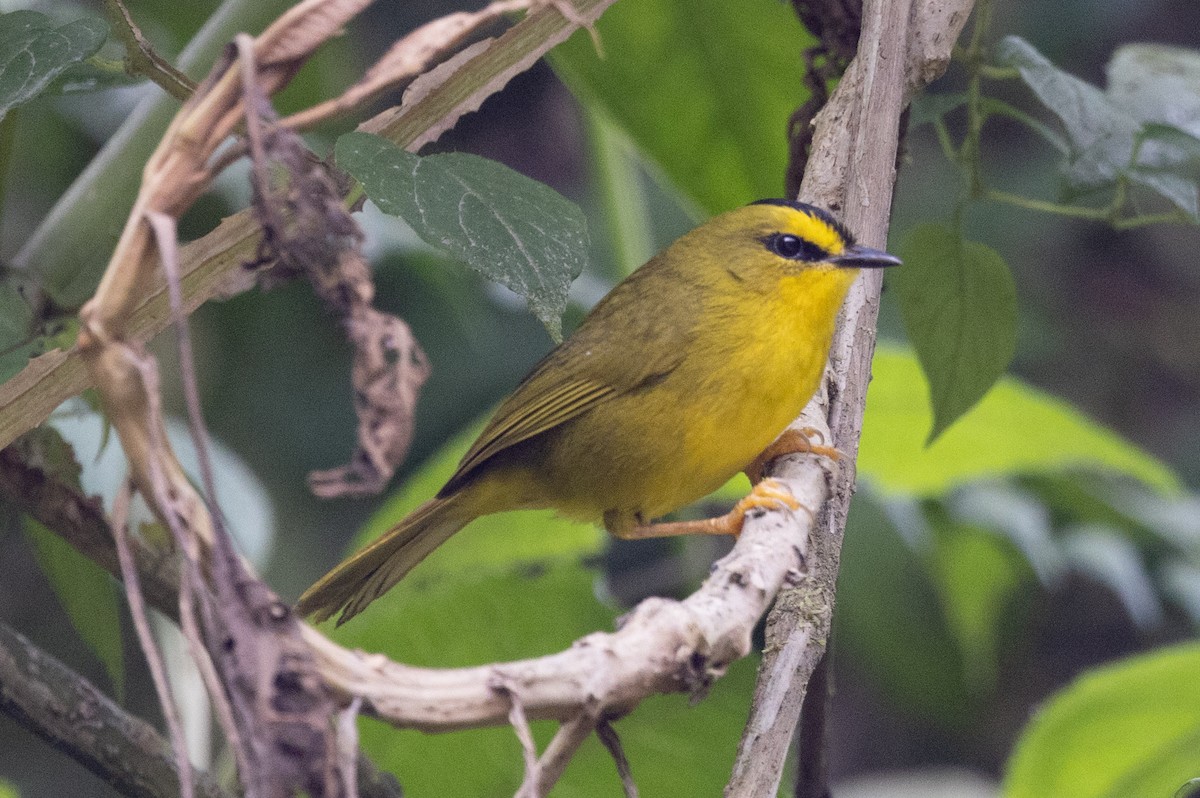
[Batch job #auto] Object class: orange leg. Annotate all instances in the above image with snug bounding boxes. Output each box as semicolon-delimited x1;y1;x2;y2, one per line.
606;479;803;540
745;427;842;485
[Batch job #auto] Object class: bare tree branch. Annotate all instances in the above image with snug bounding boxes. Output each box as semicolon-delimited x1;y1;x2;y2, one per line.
103;0;197;100
596;720;639;798
726;1;976;795
0;621;233;798
111;478;196;798
0;618;402;798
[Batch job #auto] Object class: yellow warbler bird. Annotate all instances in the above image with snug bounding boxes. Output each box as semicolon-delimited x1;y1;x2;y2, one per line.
297;200;899;624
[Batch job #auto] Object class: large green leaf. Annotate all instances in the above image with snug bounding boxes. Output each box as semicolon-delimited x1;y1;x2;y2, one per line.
836;493;973;722
552;0;813;214
998;36;1199;218
1107;44;1200;218
999;35;1142;190
1107;45;1200;143
927;516;1025;691
892;223;1017;442
0;11;108;118
335;132;588;341
1004;643;1200;798
23;516;124;699
858;346;1179;495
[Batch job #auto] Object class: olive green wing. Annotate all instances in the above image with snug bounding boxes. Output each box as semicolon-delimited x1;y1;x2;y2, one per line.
442;261;691;493
445;370;617;490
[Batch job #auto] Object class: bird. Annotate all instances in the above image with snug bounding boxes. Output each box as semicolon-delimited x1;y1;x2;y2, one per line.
296;199;900;624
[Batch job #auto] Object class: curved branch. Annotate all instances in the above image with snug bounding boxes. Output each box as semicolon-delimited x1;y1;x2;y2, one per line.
305;407;833;735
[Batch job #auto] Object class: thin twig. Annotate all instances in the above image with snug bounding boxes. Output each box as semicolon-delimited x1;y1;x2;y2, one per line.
102;0;197;100
596;720;638;798
503;685;541;786
520;715;596;798
131;339;256;791
111;477;196;798
143;210;254;790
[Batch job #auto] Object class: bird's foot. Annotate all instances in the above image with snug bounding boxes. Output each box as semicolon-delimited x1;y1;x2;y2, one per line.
745;426;843;484
610;478;803;540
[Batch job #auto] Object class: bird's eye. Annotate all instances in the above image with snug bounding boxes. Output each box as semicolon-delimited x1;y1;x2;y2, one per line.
765;233;827;261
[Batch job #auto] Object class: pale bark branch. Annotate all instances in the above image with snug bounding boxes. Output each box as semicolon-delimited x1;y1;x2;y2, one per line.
726;1;975;796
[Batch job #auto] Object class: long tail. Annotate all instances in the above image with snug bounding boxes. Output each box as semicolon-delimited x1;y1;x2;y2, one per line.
295;493;473;625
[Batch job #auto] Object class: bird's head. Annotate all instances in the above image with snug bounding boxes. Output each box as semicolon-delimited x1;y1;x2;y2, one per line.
743;198;901;273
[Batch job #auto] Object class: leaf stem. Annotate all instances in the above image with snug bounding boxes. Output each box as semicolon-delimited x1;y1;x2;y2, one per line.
959;0;994;199
933;117;959;166
979;64;1019;80
102;0;196;101
984;188;1111;220
978;97;1068;153
1113;210;1195;230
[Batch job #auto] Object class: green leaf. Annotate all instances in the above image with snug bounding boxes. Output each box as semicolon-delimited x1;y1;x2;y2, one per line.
947;483;1063;585
998;36;1141;191
1060;524;1162;628
837;493;973;722
858;345;1180;496
1106;44;1200;138
1107;45;1200;220
998;36;1200;218
0;778;18;798
335;132;588;341
928;517;1025;690
23;517;124;699
1138;123;1200;173
0;11;108;117
892;223;1017;442
552;0;813;214
1004;642;1200;798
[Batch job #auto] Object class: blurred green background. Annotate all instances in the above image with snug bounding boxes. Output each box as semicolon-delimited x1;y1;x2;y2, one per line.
1;0;1198;796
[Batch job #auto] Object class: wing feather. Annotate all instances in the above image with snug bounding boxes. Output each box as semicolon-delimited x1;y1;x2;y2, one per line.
441;253;693;494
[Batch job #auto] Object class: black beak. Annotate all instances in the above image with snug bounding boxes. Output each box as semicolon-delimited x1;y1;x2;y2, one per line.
827;244;902;269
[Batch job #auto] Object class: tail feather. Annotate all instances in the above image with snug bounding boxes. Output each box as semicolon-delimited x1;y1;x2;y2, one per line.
295;494;471;625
